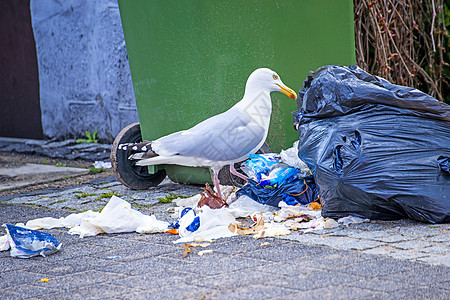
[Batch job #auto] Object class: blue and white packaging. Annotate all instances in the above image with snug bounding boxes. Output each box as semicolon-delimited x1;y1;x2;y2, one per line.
3;224;61;258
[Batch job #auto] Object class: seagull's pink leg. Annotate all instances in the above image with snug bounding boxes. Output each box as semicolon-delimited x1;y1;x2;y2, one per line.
229;164;249;182
211;167;223;199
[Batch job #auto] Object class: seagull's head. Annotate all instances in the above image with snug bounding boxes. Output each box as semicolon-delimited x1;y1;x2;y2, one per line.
246;68;297;99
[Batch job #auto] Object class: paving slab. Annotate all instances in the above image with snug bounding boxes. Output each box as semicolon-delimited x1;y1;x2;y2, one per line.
0;163;89;191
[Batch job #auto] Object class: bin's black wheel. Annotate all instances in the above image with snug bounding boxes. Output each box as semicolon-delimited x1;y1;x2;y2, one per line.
218;142;271;187
111;122;166;189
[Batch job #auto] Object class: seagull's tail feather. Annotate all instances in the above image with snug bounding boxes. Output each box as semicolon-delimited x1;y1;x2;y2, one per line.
118;141;158;160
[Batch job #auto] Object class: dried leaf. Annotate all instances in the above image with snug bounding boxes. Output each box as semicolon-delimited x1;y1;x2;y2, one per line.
197;183;228;209
182;248;191;258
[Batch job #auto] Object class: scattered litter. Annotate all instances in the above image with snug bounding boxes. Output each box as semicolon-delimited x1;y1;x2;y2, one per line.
229;217;265;236
68;196;169;237
229;212;290;239
24;210;100;231
3;224;61;258
198;249;213;256
174;206;237;243
193;236;206;243
40;278;50;283
0;235;9;251
25;217;67;230
93;161;112;169
180;242;212;258
106;255;121;259
323;218;339;229
0;137;382;253
182;244;192;258
279;141;311;175
225;195;275;218
307;202;322;211
187;242;211;248
338;216;370;226
173;185;237;210
236;152;318;207
241;153;304;189
174;194;202;209
237;178;318;207
241;153;279;183
198;183;228;209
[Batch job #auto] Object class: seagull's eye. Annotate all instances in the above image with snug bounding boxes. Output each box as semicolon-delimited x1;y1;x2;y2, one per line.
273;74;278;80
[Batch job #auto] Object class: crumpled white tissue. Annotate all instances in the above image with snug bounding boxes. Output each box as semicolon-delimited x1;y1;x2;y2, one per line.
24;210;100;231
68;196;169;237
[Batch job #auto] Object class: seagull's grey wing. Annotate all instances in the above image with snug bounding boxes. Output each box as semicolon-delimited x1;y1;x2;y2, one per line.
152;107;265;162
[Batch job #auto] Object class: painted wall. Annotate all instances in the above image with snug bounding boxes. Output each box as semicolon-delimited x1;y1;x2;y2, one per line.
30;0;138;142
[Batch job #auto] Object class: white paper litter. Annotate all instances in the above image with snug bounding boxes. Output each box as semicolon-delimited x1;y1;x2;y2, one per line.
279;141;310;176
25;217;65;230
174;194;202;208
0;235;10;251
5;196;171;239
68;196;170;237
23;210;101;231
93;161;112;169
253;222;291;239
225;195;276;218
303;217;340;232
62;210;100;228
198;249;213;256
338;216;370;226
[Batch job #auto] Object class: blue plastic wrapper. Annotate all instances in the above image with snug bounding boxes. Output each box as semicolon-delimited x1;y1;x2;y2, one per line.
259;166;301;188
169;207;193;229
3;224;61;258
242;154;302;188
293;65;450;223
244;154;279;182
175;208;201;237
236;176;318;207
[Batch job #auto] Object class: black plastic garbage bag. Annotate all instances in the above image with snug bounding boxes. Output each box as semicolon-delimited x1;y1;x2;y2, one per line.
236;176;318;207
293;65;450;223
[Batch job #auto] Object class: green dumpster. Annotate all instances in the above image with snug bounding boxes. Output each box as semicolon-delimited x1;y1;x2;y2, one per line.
114;0;355;187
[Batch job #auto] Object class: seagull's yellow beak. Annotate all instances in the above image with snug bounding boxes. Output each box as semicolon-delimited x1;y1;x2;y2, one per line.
276;83;297;99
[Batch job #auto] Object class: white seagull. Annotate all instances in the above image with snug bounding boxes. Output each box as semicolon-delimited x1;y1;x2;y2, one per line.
120;68;297;198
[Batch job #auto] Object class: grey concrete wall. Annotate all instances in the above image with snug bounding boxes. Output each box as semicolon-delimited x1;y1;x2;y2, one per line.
30;0;139;142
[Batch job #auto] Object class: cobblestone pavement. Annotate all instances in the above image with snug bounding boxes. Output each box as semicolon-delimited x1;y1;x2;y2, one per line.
1;175;449;299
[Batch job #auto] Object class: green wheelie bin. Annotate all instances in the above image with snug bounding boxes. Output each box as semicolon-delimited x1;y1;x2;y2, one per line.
111;0;355;189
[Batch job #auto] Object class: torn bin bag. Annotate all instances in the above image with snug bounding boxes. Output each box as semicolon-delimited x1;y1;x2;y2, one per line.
293;65;450;223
